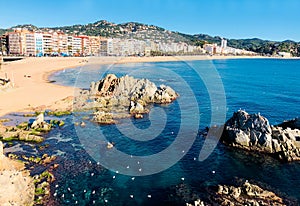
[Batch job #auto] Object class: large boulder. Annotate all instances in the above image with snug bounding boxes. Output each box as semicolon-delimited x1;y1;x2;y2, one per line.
222;110;300;161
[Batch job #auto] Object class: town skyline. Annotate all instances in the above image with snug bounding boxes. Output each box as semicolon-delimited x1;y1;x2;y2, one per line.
1;0;300;42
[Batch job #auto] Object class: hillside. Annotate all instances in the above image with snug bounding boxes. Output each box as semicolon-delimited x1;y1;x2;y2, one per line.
1;20;300;56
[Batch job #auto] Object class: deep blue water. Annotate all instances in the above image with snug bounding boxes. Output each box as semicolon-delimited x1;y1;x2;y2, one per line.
5;59;300;205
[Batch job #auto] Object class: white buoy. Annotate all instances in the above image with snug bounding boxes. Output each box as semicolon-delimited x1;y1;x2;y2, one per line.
147;194;152;198
83;189;86;193
92;190;95;194
130;195;134;198
137;161;140;164
131;177;135;181
91;173;94;176
55;184;59;188
193;157;197;161
139;168;142;172
104;199;108;203
61;194;64;198
116;171;119;174
126;165;130;169
113;176;116;179
68;187;71;191
212;170;215;174
75;201;78;204
181;177;185;181
182;150;185;153
53;193;57;197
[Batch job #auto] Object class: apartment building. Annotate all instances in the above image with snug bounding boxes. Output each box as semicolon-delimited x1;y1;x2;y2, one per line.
78;35;90;55
89;36;100;55
43;33;53;55
67;36;81;55
35;32;43;55
25;32;35;56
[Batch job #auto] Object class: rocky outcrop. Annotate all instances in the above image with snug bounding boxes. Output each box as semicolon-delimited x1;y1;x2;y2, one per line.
0;113;65;143
222;110;300;161
277;117;300;130
75;74;179;124
211;180;288;206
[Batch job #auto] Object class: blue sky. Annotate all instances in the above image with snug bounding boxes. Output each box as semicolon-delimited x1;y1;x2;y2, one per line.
1;0;300;41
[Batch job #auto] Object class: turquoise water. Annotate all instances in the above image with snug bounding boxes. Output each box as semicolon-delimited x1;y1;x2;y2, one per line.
7;59;300;205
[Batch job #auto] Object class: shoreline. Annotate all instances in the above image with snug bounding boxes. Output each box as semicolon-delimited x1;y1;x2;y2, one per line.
0;55;297;117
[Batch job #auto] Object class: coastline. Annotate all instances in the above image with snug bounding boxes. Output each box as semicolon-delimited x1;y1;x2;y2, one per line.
0;55;299;205
0;55;297;117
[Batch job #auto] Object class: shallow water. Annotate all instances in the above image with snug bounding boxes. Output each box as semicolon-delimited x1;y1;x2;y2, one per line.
4;59;300;205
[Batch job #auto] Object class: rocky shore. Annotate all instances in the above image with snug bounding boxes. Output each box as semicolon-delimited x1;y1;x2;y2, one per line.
74;73;179;124
221;110;300;161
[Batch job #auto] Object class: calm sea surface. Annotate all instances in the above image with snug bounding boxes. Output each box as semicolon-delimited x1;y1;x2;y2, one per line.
6;59;300;205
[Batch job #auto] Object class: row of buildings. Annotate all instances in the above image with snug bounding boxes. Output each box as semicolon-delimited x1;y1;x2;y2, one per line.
0;28;106;56
0;28;256;57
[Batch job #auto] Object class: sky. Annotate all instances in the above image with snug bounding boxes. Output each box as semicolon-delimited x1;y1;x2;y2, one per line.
1;0;300;41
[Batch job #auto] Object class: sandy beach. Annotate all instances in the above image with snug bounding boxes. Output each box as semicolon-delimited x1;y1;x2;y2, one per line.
0;55;267;117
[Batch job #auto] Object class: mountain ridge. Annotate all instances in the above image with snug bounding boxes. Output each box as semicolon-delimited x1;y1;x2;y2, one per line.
1;20;300;56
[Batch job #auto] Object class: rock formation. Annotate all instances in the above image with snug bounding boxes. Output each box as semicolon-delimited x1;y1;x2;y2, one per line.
0;113;65;143
211;180;288;206
74;74;179;124
222;110;300;161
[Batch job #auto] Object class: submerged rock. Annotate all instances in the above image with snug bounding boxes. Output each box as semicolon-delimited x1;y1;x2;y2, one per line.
75;74;179;124
222;110;300;161
211;180;288;206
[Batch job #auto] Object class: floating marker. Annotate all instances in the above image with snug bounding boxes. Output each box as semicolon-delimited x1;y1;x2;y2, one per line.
93;200;95;204
147;195;152;198
126;165;130;169
182;150;185;153
131;177;135;181
89;161;92;164
130;195;134;198
137;161;140;164
113;176;116;179
91;173;94;176
83;189;86;193
139;168;142;172
97;162;100;165
53;192;57;197
61;194;64;198
92;190;95;194
104;199;108;203
72;194;75;197
75;201;78;204
67;187;71;191
212;170;215;174
55;184;59;188
181;177;185;181
116;171;119;174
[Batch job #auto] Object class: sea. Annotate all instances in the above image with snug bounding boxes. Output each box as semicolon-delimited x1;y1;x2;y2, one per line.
4;58;300;205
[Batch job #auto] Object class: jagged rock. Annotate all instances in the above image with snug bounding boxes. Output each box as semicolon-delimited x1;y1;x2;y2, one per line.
74;74;179;124
31;113;44;129
222;110;300;161
93;111;115;124
277;117;300;130
212;180;286;205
